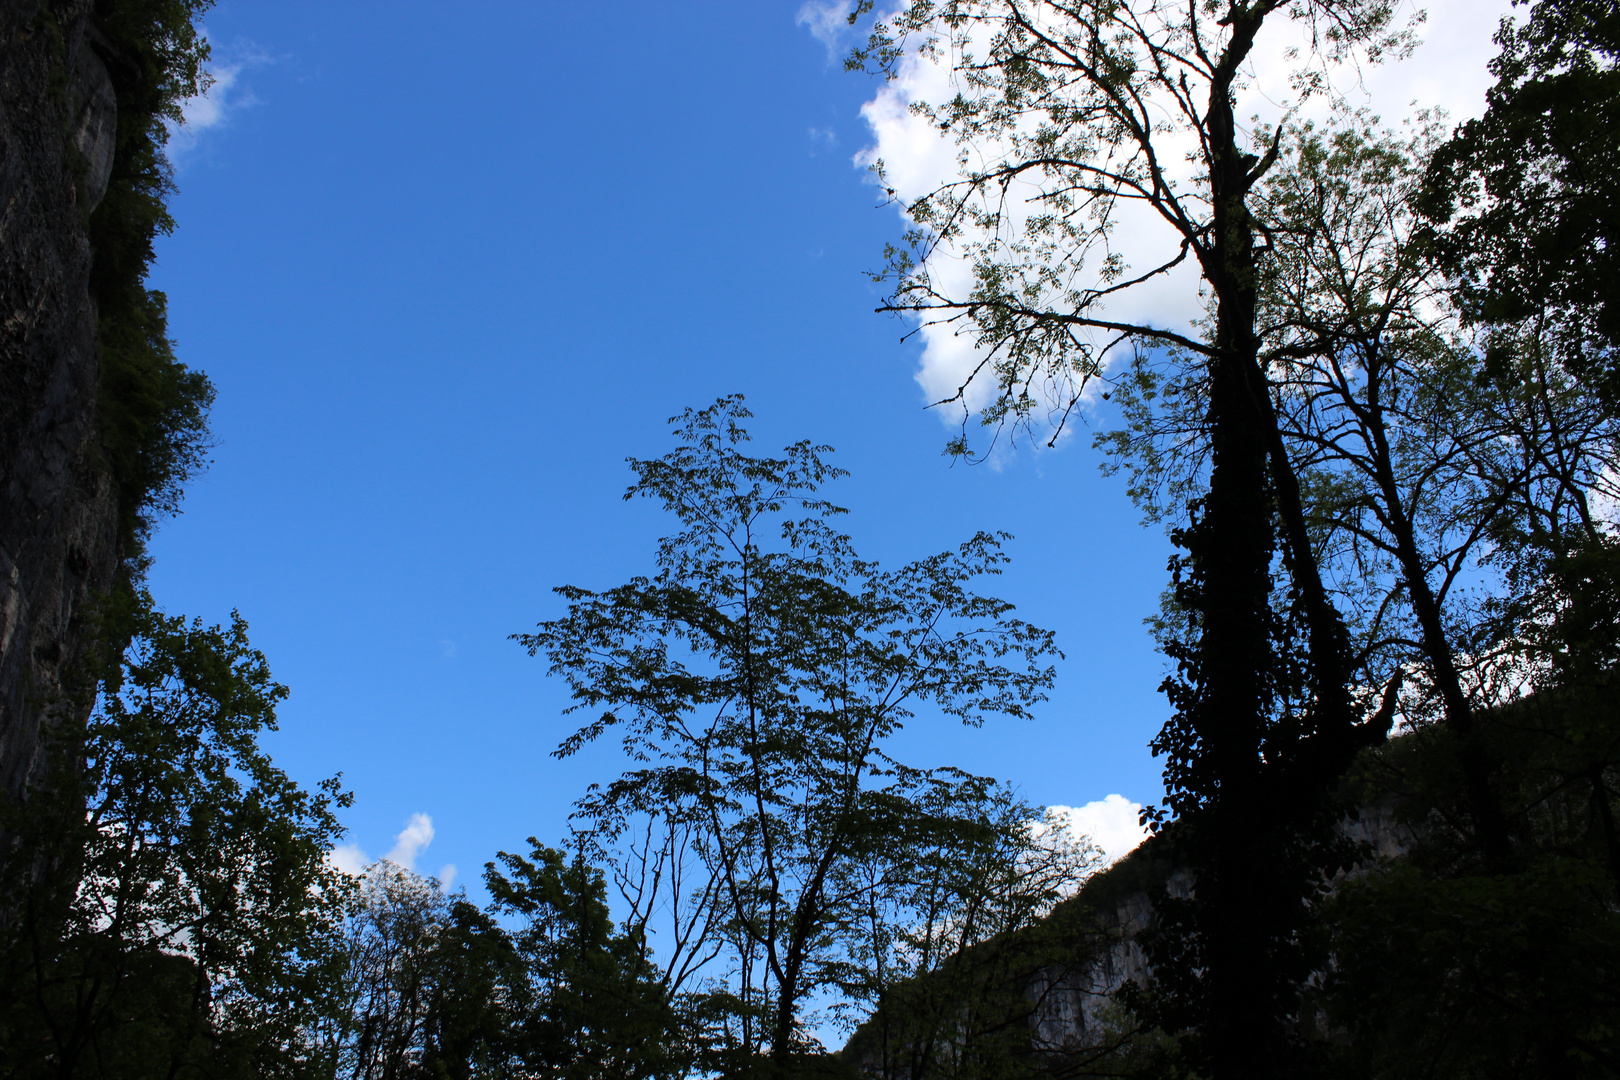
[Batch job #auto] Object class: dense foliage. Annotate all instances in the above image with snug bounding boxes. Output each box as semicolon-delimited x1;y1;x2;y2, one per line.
844;0;1618;1076
1320;685;1620;1079
4;0;1613;1077
848;3;1416;1074
83;0;218;558
1420;0;1619;386
327;845;682;1080
0;594;353;1078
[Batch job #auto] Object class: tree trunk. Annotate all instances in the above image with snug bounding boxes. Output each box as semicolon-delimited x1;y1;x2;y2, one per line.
1179;7;1369;1075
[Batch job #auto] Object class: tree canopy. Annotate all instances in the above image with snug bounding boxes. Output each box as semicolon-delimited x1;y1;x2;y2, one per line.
1420;0;1619;383
0;593;352;1079
843;0;1619;1075
518;396;1082;1074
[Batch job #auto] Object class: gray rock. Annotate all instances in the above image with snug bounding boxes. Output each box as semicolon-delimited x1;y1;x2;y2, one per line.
0;0;124;807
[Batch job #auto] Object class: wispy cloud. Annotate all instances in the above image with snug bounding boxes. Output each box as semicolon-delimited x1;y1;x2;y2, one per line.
386;812;436;870
328;812;457;890
797;1;855;59
166;36;271;164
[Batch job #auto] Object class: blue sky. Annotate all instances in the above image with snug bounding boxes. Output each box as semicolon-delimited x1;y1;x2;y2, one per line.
145;0;1513;892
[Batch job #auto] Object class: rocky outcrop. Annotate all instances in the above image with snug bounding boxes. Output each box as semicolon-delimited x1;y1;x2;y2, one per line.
844;799;1419;1074
1020;860;1193;1056
0;1;124;803
1015;798;1417;1059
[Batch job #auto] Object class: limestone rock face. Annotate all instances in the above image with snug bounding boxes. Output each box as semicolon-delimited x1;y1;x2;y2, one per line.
1020;802;1418;1058
0;1;123;803
69;32;117;216
843;806;1420;1074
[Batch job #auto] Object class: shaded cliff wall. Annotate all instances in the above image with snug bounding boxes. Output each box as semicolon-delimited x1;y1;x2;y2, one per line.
0;0;123;803
1012;800;1416;1059
841;801;1418;1074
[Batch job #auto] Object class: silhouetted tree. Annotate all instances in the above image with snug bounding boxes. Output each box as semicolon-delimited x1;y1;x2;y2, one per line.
848;4;1413;1073
1420;0;1619;399
520;397;1065;1076
332;842;685;1080
0;593;352;1079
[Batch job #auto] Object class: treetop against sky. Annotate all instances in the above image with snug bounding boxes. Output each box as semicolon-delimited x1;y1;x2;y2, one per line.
145;0;1515;899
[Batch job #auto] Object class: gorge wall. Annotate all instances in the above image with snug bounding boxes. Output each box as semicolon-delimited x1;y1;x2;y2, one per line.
1019;797;1416;1058
0;0;124;803
842;798;1420;1075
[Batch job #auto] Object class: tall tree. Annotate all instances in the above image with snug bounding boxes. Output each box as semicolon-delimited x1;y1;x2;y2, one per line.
1101;104;1620;1079
848;3;1411;1073
1106;111;1620;861
1262;115;1616;864
519;397;1065;1076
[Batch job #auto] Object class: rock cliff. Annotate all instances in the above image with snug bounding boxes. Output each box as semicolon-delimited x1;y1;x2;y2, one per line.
0;0;123;804
842;798;1419;1075
1015;796;1415;1059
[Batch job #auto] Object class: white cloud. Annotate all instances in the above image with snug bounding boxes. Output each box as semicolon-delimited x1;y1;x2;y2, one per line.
166;37;271;163
1310;0;1517;125
328;842;370;876
385;812;436;871
328;812;457;890
852;1;1520;438
1048;794;1149;865
798;1;856;58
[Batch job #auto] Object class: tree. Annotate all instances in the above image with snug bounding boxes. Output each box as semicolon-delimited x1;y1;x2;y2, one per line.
1420;0;1619;397
518;397;1064;1076
1102;105;1620;1078
847;3;1413;1073
481;840;683;1079
0;592;353;1079
1264;113;1617;866
332;863;451;1080
1108;109;1620;862
1414;0;1620;885
840;796;1103;1080
331;843;689;1080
